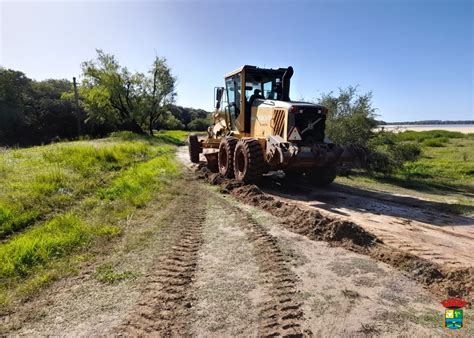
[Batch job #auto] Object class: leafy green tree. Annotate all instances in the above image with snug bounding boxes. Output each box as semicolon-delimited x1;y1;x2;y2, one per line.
318;86;378;146
27;79;78;140
143;57;176;134
157;113;185;130
79;50;176;135
0;68;32;143
187;117;211;131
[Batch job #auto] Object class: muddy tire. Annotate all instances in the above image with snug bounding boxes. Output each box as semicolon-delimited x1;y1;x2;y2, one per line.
233;138;266;183
188;134;200;163
218;137;238;178
306;166;337;187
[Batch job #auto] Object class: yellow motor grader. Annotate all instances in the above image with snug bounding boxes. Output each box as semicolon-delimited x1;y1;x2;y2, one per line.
188;65;363;185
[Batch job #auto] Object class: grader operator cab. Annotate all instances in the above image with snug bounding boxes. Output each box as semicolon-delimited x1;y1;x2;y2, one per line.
188;65;364;185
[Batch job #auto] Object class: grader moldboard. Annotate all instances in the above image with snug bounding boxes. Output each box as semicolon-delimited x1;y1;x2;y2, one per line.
189;65;364;185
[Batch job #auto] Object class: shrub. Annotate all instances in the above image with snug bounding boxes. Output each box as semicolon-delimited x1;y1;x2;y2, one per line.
158;114;185;130
318;86;378;147
367;132;422;174
391;142;422;162
422;138;448;147
366;151;396;174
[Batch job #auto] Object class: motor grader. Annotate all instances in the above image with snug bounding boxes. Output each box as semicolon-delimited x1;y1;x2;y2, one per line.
188;65;363;185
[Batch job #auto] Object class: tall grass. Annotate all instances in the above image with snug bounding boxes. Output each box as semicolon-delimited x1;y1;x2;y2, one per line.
0;136;174;238
0;131;185;306
99;154;179;207
0;214;94;279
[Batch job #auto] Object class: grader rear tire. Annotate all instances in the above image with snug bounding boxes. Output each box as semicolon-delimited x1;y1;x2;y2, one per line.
188;134;200;163
218;137;238;178
233;138;265;183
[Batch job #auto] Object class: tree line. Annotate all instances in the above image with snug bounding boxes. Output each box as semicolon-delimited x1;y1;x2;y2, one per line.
0;50;211;146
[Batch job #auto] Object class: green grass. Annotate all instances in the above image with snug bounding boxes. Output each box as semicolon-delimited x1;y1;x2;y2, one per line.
0;130;186;307
398;132;474;188
337;131;474;215
0;214;98;279
393;130;465;143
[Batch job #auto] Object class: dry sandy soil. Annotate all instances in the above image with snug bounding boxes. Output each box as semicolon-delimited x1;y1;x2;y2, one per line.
1;147;473;336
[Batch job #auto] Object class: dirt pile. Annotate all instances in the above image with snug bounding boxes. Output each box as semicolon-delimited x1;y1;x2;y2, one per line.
371;247;473;300
231;184;380;248
195;166;473;302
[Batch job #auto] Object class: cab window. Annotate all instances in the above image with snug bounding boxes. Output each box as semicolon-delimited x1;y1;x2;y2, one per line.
225;74;241;127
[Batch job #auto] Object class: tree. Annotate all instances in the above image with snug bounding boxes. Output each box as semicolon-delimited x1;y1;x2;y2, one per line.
317;86;378;147
143;57;176;134
187;117;211;131
79;50;176;135
27;79;78;141
0;68;32;143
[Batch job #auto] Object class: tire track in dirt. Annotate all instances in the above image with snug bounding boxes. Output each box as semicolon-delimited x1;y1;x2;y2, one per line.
116;184;207;336
219;198;307;337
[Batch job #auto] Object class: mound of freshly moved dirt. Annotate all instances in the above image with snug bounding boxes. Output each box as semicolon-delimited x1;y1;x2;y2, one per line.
371;247;473;301
230;184;379;247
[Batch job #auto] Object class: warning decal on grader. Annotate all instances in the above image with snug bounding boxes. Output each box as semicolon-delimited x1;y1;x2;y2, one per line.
288;127;302;141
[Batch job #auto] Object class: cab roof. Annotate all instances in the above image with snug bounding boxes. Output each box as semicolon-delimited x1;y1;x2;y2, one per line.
225;65;289;79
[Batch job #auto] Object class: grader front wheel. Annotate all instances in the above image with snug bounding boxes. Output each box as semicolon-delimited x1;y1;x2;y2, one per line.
188;134;200;163
233;139;265;183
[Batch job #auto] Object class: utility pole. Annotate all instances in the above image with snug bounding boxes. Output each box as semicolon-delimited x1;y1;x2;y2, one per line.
73;77;79;108
73;77;81;136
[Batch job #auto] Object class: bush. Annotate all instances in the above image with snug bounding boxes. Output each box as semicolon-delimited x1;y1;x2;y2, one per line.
392;142;422;162
367;132;422;174
422;137;448;147
158;114;185;130
366;151;396;174
318;86;378;147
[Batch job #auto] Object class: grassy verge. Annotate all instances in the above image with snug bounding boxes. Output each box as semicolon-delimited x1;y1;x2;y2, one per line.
337;131;474;215
0;130;187;308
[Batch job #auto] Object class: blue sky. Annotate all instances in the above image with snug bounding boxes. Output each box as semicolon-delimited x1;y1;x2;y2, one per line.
1;0;472;121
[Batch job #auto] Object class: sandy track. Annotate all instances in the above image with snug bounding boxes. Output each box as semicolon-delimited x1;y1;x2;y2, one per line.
262;180;474;269
116;186;208;336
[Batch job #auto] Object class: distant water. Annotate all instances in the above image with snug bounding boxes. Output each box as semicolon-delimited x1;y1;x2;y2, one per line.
377;124;473;133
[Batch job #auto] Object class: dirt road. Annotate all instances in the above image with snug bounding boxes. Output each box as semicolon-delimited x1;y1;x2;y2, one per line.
178;145;474;271
262;180;474;269
2;148;473;336
3;178;452;336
